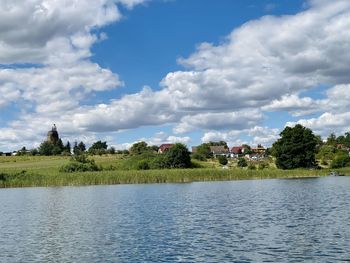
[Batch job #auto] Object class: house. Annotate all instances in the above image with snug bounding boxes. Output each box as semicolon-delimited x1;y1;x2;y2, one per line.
210;146;230;158
158;144;174;154
231;146;243;154
230;145;251;158
252;144;266;154
192;146;198;153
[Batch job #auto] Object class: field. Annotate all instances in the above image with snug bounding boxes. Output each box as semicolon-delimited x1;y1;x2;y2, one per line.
0;155;347;188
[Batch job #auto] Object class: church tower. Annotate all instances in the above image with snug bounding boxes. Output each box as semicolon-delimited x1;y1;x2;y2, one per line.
47;124;59;145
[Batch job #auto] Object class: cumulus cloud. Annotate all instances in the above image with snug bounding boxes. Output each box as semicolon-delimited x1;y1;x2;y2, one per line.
287;112;350;137
174;110;263;134
262;94;324;117
2;0;350;150
70;0;350;135
0;0;146;151
0;0;144;64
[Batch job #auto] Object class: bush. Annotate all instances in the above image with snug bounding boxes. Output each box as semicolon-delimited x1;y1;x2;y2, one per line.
60;161;100;173
192;152;206;161
0;173;6;181
258;162;269;170
218;155;228;165
248;163;256;170
330;152;350;168
238;158;248;168
60;155;100;172
150;155;169;169
137;160;150;170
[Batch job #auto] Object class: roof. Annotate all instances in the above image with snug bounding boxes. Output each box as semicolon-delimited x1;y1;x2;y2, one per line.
159;144;174;152
231;146;243;154
210;146;229;154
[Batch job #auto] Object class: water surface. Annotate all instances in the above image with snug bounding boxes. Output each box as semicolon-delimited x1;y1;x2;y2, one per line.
1;177;350;262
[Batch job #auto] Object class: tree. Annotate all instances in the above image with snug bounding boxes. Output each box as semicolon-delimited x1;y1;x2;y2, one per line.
316;145;337;165
88;141;108;155
73;141;86;155
194;144;212;159
78;141;86;152
273;124;318;169
207;141;228;149
164;143;191;168
64;141;71;153
330;152;350;168
326;133;337;146
39;141;54;156
107;147;116;154
129;141;149;155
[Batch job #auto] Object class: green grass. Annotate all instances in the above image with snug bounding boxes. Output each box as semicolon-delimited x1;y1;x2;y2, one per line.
0;155;344;188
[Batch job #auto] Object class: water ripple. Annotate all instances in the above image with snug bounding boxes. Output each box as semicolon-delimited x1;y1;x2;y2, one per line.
1;177;350;262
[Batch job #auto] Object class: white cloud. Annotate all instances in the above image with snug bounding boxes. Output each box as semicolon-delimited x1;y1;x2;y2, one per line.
0;0;145;65
71;0;350;135
174;110;263;134
288;112;350;137
2;0;350;150
262;94;324;117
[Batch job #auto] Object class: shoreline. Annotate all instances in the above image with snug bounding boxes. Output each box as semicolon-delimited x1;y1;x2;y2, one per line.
0;168;335;188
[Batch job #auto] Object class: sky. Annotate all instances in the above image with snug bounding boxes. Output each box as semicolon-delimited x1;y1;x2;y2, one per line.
0;0;350;152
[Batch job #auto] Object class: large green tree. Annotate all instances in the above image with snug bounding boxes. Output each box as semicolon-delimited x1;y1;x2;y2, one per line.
88;141;108;155
129;141;150;155
273;124;318;169
164;143;191;168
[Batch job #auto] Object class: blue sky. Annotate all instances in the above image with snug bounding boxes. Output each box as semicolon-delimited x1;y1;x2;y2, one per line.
0;0;350;151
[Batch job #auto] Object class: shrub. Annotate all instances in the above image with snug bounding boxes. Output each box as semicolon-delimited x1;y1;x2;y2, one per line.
218;155;228;165
330;152;350;168
238;158;248;168
248;163;256;170
137;160;150;170
192;152;206;161
60;161;100;173
60;155;100;172
258;162;269;170
0;173;6;181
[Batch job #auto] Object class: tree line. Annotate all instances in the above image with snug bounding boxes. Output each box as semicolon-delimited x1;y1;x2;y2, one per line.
5;124;350;170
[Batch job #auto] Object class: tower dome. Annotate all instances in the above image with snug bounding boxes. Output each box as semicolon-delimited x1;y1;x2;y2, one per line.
47;124;59;145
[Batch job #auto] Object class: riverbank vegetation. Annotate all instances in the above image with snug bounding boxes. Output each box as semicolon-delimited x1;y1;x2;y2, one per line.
1;125;350;188
0;154;348;188
0;155;336;188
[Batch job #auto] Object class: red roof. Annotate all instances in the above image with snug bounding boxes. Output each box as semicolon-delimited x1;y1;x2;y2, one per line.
159;144;174;152
231;146;243;154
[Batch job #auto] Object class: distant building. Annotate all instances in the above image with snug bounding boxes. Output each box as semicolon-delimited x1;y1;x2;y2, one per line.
252;144;266;154
231;146;244;155
192;146;198;153
47;124;59;145
158;144;174;154
210;146;230;158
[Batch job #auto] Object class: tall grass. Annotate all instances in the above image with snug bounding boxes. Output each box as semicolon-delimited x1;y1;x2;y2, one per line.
0;167;331;188
0;155;343;188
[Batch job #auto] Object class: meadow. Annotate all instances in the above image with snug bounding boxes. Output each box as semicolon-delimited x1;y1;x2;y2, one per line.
0;155;347;188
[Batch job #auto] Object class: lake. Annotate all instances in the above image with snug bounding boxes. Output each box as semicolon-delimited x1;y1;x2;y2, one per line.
1;177;350;262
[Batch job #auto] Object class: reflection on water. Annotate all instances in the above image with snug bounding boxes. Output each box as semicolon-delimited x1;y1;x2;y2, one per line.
1;177;350;262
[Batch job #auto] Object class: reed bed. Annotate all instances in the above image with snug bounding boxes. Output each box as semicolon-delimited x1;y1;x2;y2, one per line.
0;166;330;188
